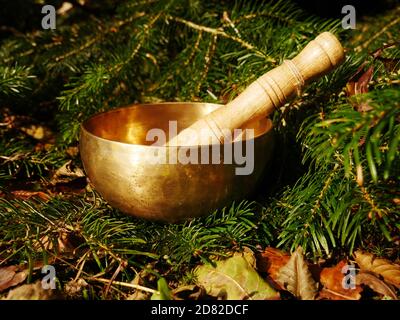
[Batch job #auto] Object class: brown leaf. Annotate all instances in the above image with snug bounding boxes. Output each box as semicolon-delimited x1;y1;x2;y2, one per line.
354;251;400;289
32;230;83;257
276;247;318;300
356;66;374;94
257;248;290;273
0;266;28;292
257;247;290;290
318;260;362;300
172;285;205;300
51;160;85;185
357;272;398;300
0;266;17;291
346;65;374;112
3;281;60;300
10;190;51;202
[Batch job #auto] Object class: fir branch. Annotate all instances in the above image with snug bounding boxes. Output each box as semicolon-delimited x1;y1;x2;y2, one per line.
357;13;400;51
300;89;400;183
165;15;275;63
0;65;35;97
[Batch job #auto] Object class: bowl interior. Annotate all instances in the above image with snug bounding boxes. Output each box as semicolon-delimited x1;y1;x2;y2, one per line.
82;102;272;146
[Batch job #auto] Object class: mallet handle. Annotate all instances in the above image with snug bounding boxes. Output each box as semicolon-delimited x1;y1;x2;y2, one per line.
168;32;345;146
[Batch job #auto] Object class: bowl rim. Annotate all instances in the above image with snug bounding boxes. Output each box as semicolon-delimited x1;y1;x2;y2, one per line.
80;102;273;148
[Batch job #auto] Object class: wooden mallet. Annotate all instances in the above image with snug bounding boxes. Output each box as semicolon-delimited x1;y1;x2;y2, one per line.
167;31;345;146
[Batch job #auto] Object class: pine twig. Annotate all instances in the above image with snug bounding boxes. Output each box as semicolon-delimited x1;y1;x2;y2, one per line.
166;15;276;64
87;277;157;294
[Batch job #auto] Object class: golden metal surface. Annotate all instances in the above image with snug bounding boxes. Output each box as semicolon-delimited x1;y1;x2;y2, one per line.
80;102;274;222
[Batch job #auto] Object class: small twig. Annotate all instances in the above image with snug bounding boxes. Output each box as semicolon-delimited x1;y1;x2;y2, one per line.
54;12;146;63
232;12;295;26
183;31;203;68
358;184;384;219
104;260;127;298
310;163;339;215
194;34;218;97
111;13;162;73
222;11;241;38
88;277;157;294
0;153;26;162
357;15;400;51
167;15;276;64
74;251;90;281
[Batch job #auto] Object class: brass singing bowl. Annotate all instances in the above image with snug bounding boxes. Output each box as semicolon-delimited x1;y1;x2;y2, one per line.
80;102;274;222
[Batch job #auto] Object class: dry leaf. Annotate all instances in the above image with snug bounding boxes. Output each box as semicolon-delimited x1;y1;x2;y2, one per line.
346;64;374;112
357;272;398;300
10;190;51;201
354;250;400;289
0;266;27;292
195;250;279;300
51;160;85;185
257;247;290;276
32;230;83;257
319;260;362;300
172;285;205;300
257;247;290;290
3;281;59;300
277;247;318;300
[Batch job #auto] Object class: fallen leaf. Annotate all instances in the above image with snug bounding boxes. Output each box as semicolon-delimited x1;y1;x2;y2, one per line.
277;247;318;300
347;65;375;112
51;160;85;185
0;266;27;292
195;250;279;300
318;260;362;300
172;285;205;300
32;229;83;257
257;247;290;290
356;66;374;95
3;281;59;300
10;190;51;201
354;250;400;289
257;247;290;276
127;271;152;300
357;272;398;300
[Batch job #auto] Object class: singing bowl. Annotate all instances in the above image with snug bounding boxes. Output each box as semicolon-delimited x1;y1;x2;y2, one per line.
80;102;274;222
